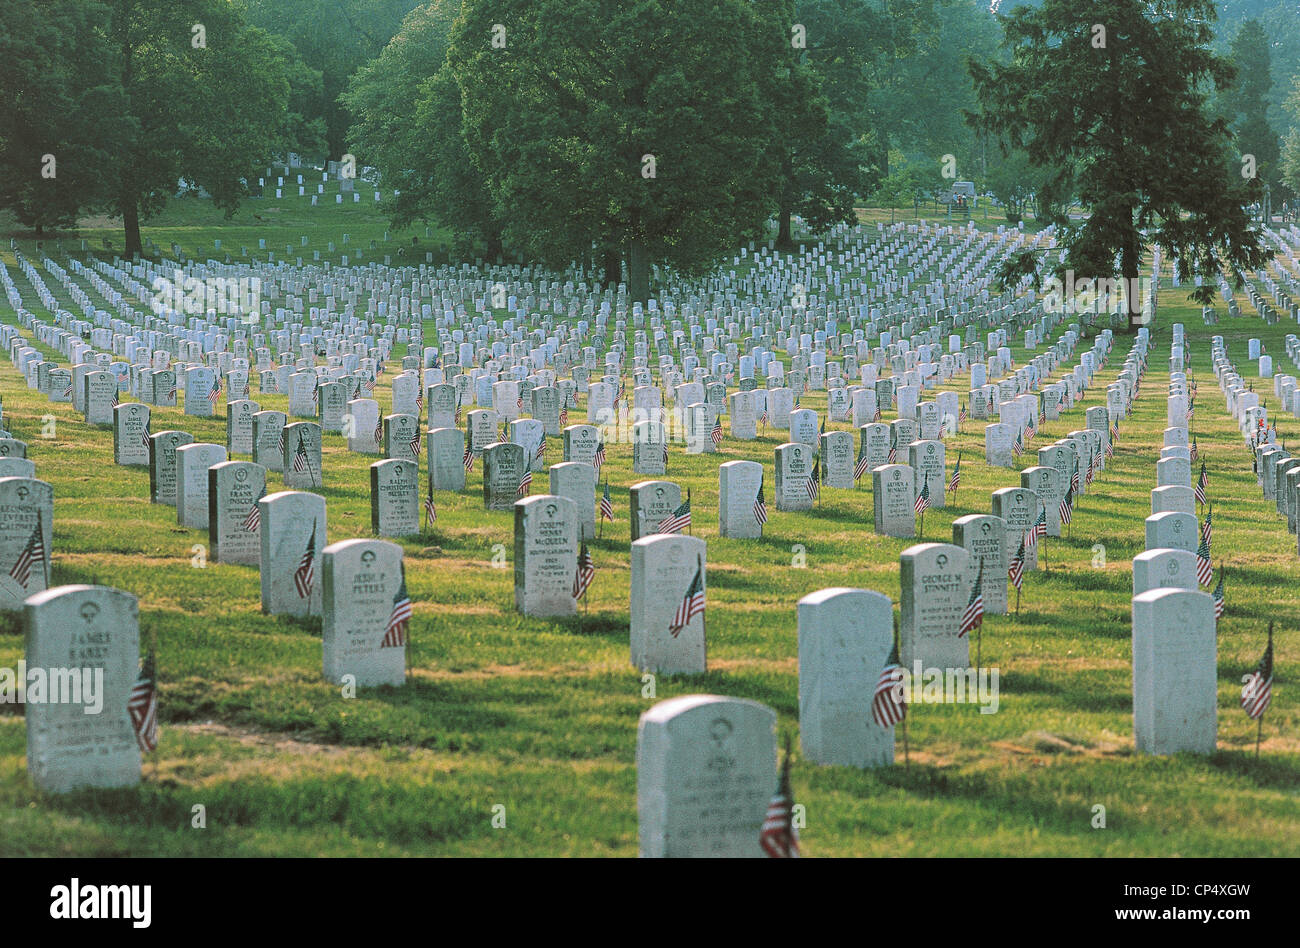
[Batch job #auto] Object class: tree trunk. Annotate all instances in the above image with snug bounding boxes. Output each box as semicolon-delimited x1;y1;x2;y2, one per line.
628;237;649;306
484;226;503;263
122;195;142;259
1121;228;1142;334
777;154;795;251
603;248;622;288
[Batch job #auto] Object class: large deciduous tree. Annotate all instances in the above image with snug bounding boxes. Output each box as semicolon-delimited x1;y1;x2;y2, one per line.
1222;20;1281;195
343;0;502;258
245;0;424;160
968;0;1270;329
0;0;126;234
0;0;292;254
447;0;789;303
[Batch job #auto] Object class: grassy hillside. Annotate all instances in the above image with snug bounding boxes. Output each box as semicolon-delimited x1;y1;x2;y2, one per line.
0;198;1294;856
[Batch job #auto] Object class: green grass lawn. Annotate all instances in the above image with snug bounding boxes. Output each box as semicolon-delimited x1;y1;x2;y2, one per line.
0;198;1295;856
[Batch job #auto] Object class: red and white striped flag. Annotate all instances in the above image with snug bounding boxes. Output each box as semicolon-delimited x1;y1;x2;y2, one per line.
759;742;799;858
242;497;262;532
293;523;317;598
1241;625;1274;721
871;641;906;728
9;513;45;590
128;650;159;754
959;558;985;638
669;557;705;637
572;542;596;600
381;570;412;648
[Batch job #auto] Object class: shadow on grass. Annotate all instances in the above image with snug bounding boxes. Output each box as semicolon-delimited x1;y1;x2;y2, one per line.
276;614;322;637
1000;670;1131;712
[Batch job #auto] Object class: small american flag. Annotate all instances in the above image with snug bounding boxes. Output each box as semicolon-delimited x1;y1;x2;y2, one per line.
959;558;985;638
1241;625;1274;721
1195;462;1208;505
208;379;223;405
959;403;967;425
753;474;768;526
463;443;475;471
9;512;45;589
1105;438;1114;460
535;437;547;464
1012;428;1023;458
454;398;463;425
669;557;705;637
559;403;568;427
1059;485;1073;526
1186;400;1194;422
242;495;262;532
111;390;120;409
873;405;882;422
914;473;930;514
1190;437;1198;463
948;454;961;493
1212;568;1225;619
711;416;723;445
658;498;691;535
760;407;770;426
141;424;152;449
409;432;422;457
416;394;424;413
871;640;906;728
292;432;310;473
312;383;319;407
806;460;820;501
167;387;177;400
294;523;317;598
277;430;286;454
1085;452;1095;485
63;383;73;398
382;569;412;648
1033;506;1047;540
759;741;798;858
128;650;159;754
1025;416;1035;441
600;482;614;522
573;542;596;600
517;395;524;411
424;487;437;526
1008;534;1026;591
1111;419;1120;443
662;442;669;467
1071;465;1080;494
517;468;532;497
364;377;376;392
1196;519;1213;587
594;439;606;474
854;449;871;482
888;442;897;464
374;419;384;446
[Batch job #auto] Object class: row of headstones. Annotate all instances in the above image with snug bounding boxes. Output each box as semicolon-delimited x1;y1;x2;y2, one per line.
12;224;1055;429
514;487;1058;670
24;530;414;794
636;576;1217;856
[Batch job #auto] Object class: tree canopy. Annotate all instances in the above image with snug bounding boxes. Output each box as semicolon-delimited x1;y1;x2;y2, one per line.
447;0;796;302
969;0;1271;328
